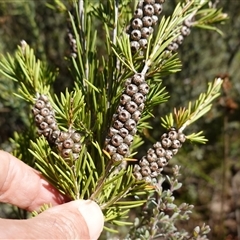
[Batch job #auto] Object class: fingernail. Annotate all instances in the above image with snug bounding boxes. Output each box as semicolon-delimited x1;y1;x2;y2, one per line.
78;200;104;240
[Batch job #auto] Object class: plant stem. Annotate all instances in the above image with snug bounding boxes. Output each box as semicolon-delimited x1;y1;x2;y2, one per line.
113;0;118;46
90;160;113;200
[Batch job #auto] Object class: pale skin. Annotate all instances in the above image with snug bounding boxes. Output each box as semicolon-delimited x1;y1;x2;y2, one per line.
0;150;104;239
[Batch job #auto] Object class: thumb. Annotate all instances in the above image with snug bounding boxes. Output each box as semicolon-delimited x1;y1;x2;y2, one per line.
0;200;104;239
35;199;104;239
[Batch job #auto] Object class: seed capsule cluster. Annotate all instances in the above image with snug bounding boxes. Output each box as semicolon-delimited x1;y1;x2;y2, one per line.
32;94;81;160
133;128;186;183
126;0;165;53
55;130;82;160
166;17;192;53
67;29;77;58
104;73;149;162
32;94;59;143
67;15;77;58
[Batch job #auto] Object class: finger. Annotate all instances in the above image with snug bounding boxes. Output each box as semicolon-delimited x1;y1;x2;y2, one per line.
0;150;68;211
0;200;104;240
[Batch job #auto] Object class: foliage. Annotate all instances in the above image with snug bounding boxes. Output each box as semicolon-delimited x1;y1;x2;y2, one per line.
0;0;229;239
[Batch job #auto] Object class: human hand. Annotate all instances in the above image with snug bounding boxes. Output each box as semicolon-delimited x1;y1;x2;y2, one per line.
0;150;104;239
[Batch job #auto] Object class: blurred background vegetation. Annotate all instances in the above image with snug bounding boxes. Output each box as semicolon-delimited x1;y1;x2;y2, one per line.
0;0;239;239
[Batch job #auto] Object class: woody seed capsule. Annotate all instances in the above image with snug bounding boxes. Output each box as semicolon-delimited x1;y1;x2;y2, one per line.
72;153;79;160
161;138;172;148
39;94;49;102
105;144;117;155
134;171;143;181
58;132;70;142
139;158;149;167
150;162;158;171
153;141;162;148
132;92;145;105
119;128;129;138
125;119;137;131
141;166;151;177
130;41;140;52
71;132;81;142
43;128;52;137
178;133;186;143
147;152;157;162
105;137;111;145
125;101;138;113
126;84;139;96
45;102;53;110
165;150;173;160
139;83;150;95
117;143;129;156
131;30;142;41
118;109;131;122
130;128;137;135
72;143;82;153
131;18;143;29
35;114;45;123
142;16;153;27
184;18;192;28
132;110;141;122
120;94;131;105
132;73;145;85
117;106;124;113
35;100;45;109
61;149;72;158
181;26;191;36
57;142;63;151
63;138;74;149
149;26;154;34
123;134;134;145
157;157;167;167
32;108;40;115
177;35;184;45
134;8;143;18
153;3;163;15
134;164;141;172
109;127;119;137
138;103;145;112
161;133;167;139
114;120;124;130
144;176;152;183
168;129;178;140
124;78;132;86
143;4;154;16
112;153;124;162
147;148;155;154
111;134;123;147
155;147;166;157
49;122;58;131
51;130;61;140
172;139;181;149
40;108;51;117
40;122;48;130
139;38;148;48
151;15;159;25
151;171;158;178
141;27;151;38
45;115;55;124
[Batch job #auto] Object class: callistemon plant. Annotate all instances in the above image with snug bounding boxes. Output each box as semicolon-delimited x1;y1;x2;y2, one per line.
0;0;227;239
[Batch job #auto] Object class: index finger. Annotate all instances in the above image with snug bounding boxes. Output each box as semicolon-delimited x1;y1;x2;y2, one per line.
0;151;68;212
